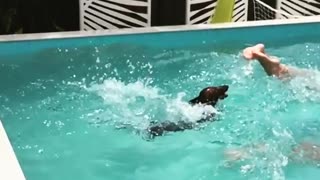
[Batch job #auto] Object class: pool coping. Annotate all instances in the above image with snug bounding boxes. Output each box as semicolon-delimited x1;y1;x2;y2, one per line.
0;16;320;42
0;120;26;180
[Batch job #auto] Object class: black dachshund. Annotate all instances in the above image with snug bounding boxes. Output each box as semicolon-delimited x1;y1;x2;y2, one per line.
148;85;229;138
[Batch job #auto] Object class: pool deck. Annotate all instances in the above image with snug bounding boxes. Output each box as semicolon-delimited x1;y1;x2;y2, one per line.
0;120;26;180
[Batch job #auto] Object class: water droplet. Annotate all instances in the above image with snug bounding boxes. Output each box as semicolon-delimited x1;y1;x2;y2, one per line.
95;47;99;53
38;149;44;154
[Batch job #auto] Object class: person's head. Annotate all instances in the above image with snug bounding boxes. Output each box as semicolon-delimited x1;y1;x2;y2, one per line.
189;85;229;106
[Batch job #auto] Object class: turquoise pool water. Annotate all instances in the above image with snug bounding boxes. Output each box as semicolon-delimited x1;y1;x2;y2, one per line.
2;23;320;180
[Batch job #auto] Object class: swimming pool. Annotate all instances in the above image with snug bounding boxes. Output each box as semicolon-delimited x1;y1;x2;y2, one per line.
2;18;320;180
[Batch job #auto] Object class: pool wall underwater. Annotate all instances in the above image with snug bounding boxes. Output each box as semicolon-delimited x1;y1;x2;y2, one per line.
1;17;320;180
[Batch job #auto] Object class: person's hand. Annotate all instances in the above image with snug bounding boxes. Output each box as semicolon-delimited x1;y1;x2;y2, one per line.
243;44;265;60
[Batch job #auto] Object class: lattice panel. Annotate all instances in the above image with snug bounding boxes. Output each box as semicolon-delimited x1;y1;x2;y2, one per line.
80;0;151;30
277;0;320;19
232;0;249;22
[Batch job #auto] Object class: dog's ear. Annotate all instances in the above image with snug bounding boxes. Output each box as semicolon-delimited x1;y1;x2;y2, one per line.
189;97;199;105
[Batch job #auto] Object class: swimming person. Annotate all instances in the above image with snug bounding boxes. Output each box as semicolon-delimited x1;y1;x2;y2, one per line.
225;43;320;165
243;43;316;79
224;141;320;166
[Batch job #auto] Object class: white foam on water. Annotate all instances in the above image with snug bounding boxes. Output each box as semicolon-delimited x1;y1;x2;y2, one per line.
242;62;254;76
85;78;220;131
87;78;161;104
85;78;162;129
166;92;220;123
287;68;320;102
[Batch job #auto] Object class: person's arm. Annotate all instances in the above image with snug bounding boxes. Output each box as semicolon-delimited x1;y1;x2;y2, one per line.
243;44;289;78
254;52;287;77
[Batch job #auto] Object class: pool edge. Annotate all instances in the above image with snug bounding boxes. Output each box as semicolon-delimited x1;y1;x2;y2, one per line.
0;17;320;42
0;120;26;180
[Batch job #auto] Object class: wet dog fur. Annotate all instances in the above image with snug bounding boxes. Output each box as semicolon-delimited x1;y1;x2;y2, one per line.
148;85;229;138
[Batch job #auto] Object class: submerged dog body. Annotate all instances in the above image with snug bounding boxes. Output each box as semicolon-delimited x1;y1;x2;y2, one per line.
148;85;229;137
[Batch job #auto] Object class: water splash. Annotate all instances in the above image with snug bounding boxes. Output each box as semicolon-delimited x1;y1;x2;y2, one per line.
85;78;221;132
166;92;220;123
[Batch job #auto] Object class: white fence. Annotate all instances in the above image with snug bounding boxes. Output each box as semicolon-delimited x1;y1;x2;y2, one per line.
80;0;151;30
276;0;320;19
79;0;320;30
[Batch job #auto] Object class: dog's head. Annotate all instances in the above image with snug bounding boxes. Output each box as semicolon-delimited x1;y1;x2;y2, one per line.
189;85;229;106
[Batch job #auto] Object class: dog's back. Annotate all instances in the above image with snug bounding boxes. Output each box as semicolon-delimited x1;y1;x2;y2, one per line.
147;85;228;138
